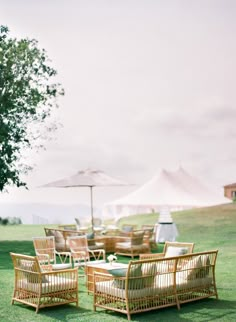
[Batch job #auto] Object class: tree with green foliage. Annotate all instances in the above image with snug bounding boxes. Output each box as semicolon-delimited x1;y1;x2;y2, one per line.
0;26;64;191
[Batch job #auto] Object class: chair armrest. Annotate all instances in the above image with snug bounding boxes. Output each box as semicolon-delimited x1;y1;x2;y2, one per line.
43;267;78;277
35;253;50;265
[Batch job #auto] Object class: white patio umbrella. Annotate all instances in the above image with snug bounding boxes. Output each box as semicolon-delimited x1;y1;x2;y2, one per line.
42;168;130;231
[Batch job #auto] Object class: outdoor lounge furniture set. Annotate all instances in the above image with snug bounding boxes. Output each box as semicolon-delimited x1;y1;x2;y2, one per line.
10;238;219;320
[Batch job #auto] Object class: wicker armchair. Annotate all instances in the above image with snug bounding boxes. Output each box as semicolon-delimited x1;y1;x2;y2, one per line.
67;235;106;269
115;230;149;259
139;241;194;260
32;236;72;270
10;253;78;313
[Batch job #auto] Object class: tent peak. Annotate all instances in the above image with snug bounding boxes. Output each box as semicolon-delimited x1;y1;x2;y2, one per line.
77;168;103;175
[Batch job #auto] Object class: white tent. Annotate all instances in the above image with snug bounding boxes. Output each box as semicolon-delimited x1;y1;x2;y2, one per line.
103;167;231;220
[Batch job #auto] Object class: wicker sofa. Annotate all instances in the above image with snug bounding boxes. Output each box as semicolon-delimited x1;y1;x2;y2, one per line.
94;250;218;320
44;228;105;253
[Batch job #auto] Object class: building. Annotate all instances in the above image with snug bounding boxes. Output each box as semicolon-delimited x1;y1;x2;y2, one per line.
224;183;236;200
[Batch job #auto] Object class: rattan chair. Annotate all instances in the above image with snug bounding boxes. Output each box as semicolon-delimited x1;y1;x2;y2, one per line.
115;230;149;258
67;235;106;269
10;252;78;313
32;236;72;270
139;241;194;260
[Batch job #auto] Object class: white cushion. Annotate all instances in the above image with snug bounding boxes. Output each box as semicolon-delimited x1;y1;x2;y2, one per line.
165;246;188;258
181;256;202;280
116;242;131;248
20;276;77;294
52;263;72;270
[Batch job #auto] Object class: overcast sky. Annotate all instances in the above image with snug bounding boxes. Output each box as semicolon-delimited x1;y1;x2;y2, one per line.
1;0;236;208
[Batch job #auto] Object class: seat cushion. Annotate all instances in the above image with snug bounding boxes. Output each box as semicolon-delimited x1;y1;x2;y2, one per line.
20;276;77;294
95;280;151;299
52;263;72;270
116;242;131;249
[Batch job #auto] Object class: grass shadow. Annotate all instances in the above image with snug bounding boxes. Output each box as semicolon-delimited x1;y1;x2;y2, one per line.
11;303;93;321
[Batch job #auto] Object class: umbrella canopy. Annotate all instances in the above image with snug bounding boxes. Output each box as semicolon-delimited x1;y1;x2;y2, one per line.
42;168;130;230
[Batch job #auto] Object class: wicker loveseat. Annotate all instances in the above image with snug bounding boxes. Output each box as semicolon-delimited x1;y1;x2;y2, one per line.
94;250;218;320
44;228;105;253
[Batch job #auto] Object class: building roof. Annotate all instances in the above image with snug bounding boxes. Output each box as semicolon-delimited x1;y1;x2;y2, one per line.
224;183;236;188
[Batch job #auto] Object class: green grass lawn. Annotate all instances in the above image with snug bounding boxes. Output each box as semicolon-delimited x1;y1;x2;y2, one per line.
0;203;236;321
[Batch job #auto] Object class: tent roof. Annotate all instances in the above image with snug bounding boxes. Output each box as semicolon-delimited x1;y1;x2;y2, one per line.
105;167;230;208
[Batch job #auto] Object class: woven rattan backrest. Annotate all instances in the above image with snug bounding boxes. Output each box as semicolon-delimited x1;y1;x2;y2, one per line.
32;236;56;263
67;235;89;258
10;252;41;272
130;230;145;246
163;241;194;254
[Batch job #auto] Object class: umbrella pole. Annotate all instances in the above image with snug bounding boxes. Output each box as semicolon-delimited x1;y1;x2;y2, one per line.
90;186;94;232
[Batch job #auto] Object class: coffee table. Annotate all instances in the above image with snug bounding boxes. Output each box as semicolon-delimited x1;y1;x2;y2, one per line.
85;262;128;293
